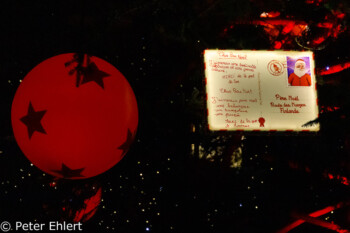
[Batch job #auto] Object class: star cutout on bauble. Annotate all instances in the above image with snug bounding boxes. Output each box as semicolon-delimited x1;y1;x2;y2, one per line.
20;102;47;139
118;129;135;157
52;163;85;178
81;62;110;89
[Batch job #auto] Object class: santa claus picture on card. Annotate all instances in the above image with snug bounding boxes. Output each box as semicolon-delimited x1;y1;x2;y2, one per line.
287;56;312;87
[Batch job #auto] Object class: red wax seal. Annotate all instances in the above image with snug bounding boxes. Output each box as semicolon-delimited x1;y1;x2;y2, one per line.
258;117;265;127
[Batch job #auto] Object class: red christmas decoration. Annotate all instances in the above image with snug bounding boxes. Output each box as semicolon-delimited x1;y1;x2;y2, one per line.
221;7;346;50
278;202;349;233
318;62;350;75
11;53;138;179
260;11;281;18
73;187;102;222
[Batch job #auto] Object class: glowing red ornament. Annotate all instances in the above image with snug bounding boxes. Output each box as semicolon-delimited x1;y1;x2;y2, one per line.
318;62;350;75
11;53;138;179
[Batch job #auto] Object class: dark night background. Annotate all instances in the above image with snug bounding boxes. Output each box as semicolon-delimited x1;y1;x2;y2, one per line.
1;0;350;232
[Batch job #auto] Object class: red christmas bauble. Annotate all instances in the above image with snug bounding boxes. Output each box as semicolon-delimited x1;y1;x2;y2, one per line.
11;53;138;179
